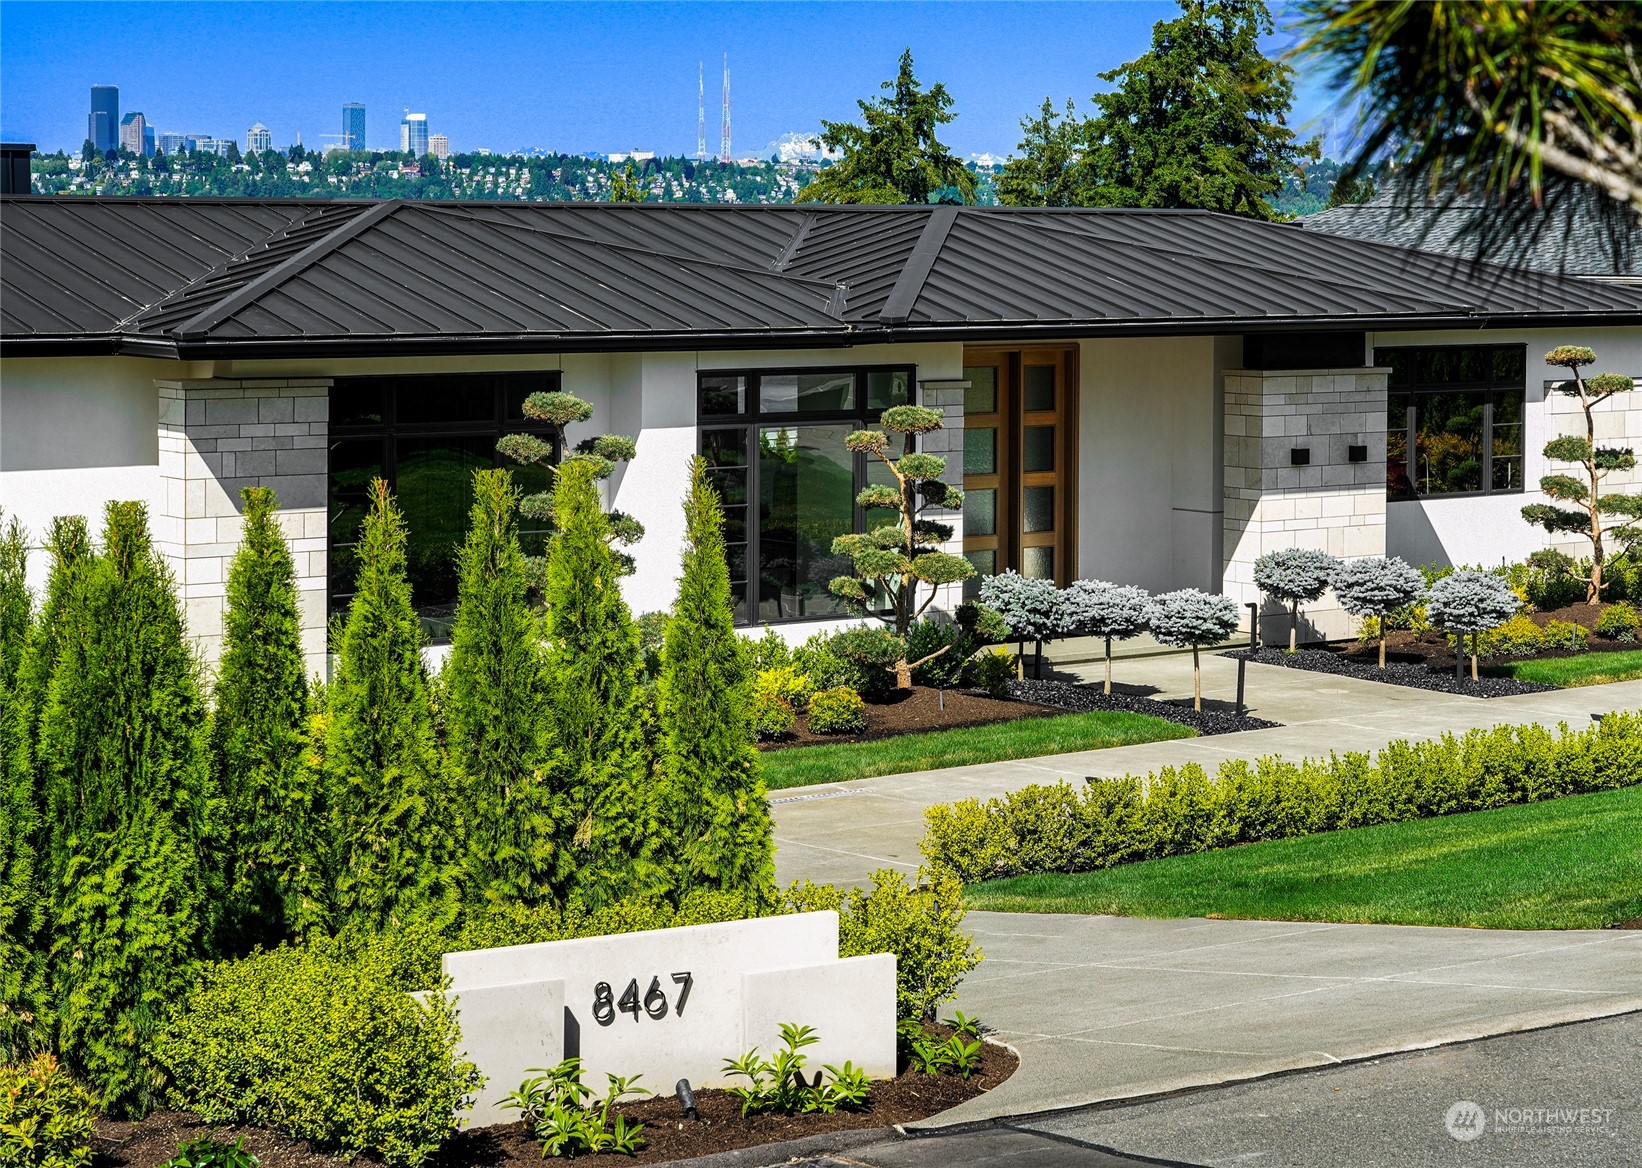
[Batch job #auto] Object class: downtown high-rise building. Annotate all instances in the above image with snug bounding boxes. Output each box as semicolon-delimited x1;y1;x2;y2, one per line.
119;112;147;156
343;102;366;151
247;123;272;153
400;111;429;156
428;133;449;160
88;84;119;154
157;132;186;155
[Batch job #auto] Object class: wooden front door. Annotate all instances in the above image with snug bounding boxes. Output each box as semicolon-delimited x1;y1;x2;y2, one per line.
960;347;1077;589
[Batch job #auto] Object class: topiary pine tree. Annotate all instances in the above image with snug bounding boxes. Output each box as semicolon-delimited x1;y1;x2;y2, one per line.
540;460;659;908
1425;570;1520;682
1521;346;1642;602
1145;588;1240;711
655;458;775;906
323;480;457;932
979;570;1061;680
829;405;973;688
443;468;559;908
1060;579;1150;694
1330;556;1426;669
36;502;212;1114
1253;547;1341;651
210;487;311;955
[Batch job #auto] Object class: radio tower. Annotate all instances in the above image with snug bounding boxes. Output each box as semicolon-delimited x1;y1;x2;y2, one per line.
719;53;732;162
697;62;706;161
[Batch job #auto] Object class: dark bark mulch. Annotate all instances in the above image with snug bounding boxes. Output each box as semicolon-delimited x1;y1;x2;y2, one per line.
1610;916;1642;930
93;1030;1017;1168
760;685;1063;750
1223;646;1561;698
1005;678;1283;736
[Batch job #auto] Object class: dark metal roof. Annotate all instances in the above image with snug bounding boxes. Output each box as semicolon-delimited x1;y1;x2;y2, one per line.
3;196;1638;358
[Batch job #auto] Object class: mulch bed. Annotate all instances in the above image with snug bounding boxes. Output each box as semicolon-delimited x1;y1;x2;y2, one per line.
760;685;1064;750
1006;678;1283;736
93;1029;1017;1168
1610;916;1642;930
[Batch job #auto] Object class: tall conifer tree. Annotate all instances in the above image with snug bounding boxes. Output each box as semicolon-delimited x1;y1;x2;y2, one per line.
323;480;455;930
445;468;558;906
541;461;657;907
35;503;210;1113
210;487;310;952
656;459;774;904
0;512;29;692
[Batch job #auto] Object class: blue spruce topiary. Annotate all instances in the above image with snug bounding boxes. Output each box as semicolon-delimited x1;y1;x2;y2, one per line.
1145;588;1240;711
1425;570;1520;681
1060;579;1149;694
1253;547;1342;651
1331;556;1426;669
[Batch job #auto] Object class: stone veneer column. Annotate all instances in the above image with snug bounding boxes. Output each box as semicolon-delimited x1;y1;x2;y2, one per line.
917;380;967;614
1222;367;1388;643
154;378;330;676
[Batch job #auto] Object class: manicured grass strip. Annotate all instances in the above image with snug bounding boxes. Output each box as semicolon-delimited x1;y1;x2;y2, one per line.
966;783;1642;930
1483;648;1642;688
760;711;1193;791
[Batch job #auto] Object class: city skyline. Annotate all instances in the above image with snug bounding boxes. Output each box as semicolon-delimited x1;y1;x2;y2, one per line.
0;1;1352;160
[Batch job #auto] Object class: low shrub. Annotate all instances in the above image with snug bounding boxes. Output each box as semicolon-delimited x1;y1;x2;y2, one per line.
722;1024;871;1116
898;1015;984;1079
751;691;796;740
806;686;866;735
830;626;905;698
1595;602;1640;642
1475;615;1546;658
161;1135;260;1168
906;618;965;688
742;626;793;673
756;665;814;713
921;713;1642;885
0;1054;96;1168
791;631;855;692
501;1059;647;1158
1541;620;1590;653
153;940;480;1167
1518;549;1586;611
965;646;1015;698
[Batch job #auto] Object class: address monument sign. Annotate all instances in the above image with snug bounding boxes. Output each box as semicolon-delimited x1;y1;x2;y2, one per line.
437;911;896;1127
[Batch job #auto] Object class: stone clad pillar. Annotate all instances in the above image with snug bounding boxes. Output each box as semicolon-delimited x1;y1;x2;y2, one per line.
154;378;330;676
1222;367;1388;644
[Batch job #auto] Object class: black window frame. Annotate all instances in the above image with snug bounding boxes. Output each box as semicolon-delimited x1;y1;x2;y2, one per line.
327;370;561;637
1377;344;1528;501
697;364;916;626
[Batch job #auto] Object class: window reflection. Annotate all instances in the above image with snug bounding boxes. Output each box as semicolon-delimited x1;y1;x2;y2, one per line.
1378;345;1527;500
759;425;856;621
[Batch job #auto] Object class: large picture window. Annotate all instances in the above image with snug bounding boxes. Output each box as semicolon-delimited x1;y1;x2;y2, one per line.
1379;345;1526;500
328;371;559;638
698;367;913;624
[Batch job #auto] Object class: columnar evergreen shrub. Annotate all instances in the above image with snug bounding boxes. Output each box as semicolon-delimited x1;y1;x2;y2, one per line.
1425;570;1521;680
979;570;1062;678
324;481;456;932
1330;556;1426;668
211;488;311;954
443;469;557;909
541;461;658;908
655;459;775;904
1144;589;1240;711
36;502;212;1114
1060;579;1149;694
1253;547;1341;651
0;512;29;692
921;713;1642;884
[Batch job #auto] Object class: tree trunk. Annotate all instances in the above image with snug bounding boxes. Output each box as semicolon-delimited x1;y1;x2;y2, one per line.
1016;639;1025;681
1035;637;1044;679
894;659;913;690
1470;631;1479;682
1192;644;1202;712
1104;635;1113;695
1378;628;1387;670
1455;636;1465;680
1289;601;1298;653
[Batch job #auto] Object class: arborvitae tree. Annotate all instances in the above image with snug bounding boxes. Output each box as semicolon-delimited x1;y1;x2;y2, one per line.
656;458;774;904
35;502;211;1114
0;512;28;692
323;480;456;931
444;468;558;907
541;460;658;907
210;487;310;954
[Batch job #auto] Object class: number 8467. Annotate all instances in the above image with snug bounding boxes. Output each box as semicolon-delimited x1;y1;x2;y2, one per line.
593;972;693;1025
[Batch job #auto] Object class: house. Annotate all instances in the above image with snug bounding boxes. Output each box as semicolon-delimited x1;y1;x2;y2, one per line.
3;195;1639;672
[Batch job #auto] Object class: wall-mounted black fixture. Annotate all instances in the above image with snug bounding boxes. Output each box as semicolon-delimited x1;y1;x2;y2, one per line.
1290;447;1311;466
1348;444;1368;463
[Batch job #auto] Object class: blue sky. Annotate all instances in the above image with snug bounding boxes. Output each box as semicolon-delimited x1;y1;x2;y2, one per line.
0;1;1348;158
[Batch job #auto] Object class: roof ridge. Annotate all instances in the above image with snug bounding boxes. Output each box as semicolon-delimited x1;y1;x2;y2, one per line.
878;205;957;324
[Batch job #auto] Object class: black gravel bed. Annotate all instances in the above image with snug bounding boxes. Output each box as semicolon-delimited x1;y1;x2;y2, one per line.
1006;678;1283;736
1222;648;1560;697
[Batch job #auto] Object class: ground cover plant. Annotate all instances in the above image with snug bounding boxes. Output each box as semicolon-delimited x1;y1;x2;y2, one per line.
722;1024;872;1117
1483;648;1642;688
966;782;1642;930
500;1059;647;1158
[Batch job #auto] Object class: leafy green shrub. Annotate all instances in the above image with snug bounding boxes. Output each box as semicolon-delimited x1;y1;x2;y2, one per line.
153;941;479;1167
723;1024;871;1116
756;665;814;713
1519;549;1586;611
0;1053;95;1168
897;1017;984;1079
791;631;855;691
921;713;1642;885
906;618;964;688
741;626;793;673
965;646;1015;698
830;625;904;698
1475;615;1545;658
161;1135;260;1168
1541;620;1590;653
1596;602;1640;641
751;689;797;740
806;686;866;735
501;1059;647;1158
785;869;982;1021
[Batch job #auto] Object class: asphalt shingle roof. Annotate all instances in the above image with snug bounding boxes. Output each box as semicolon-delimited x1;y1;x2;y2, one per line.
3;197;1638;357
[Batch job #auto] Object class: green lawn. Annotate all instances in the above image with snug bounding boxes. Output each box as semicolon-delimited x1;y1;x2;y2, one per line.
1483;648;1642;688
760;711;1194;791
966;784;1642;929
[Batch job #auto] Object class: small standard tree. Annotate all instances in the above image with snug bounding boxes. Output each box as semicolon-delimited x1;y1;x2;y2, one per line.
656;458;775;905
496;389;644;554
210;487;310;954
1521;346;1641;602
1425;570;1520;682
1330;556;1426;669
829;405;973;688
1061;579;1150;694
979;570;1062;679
1253;547;1341;651
1145;588;1240;712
